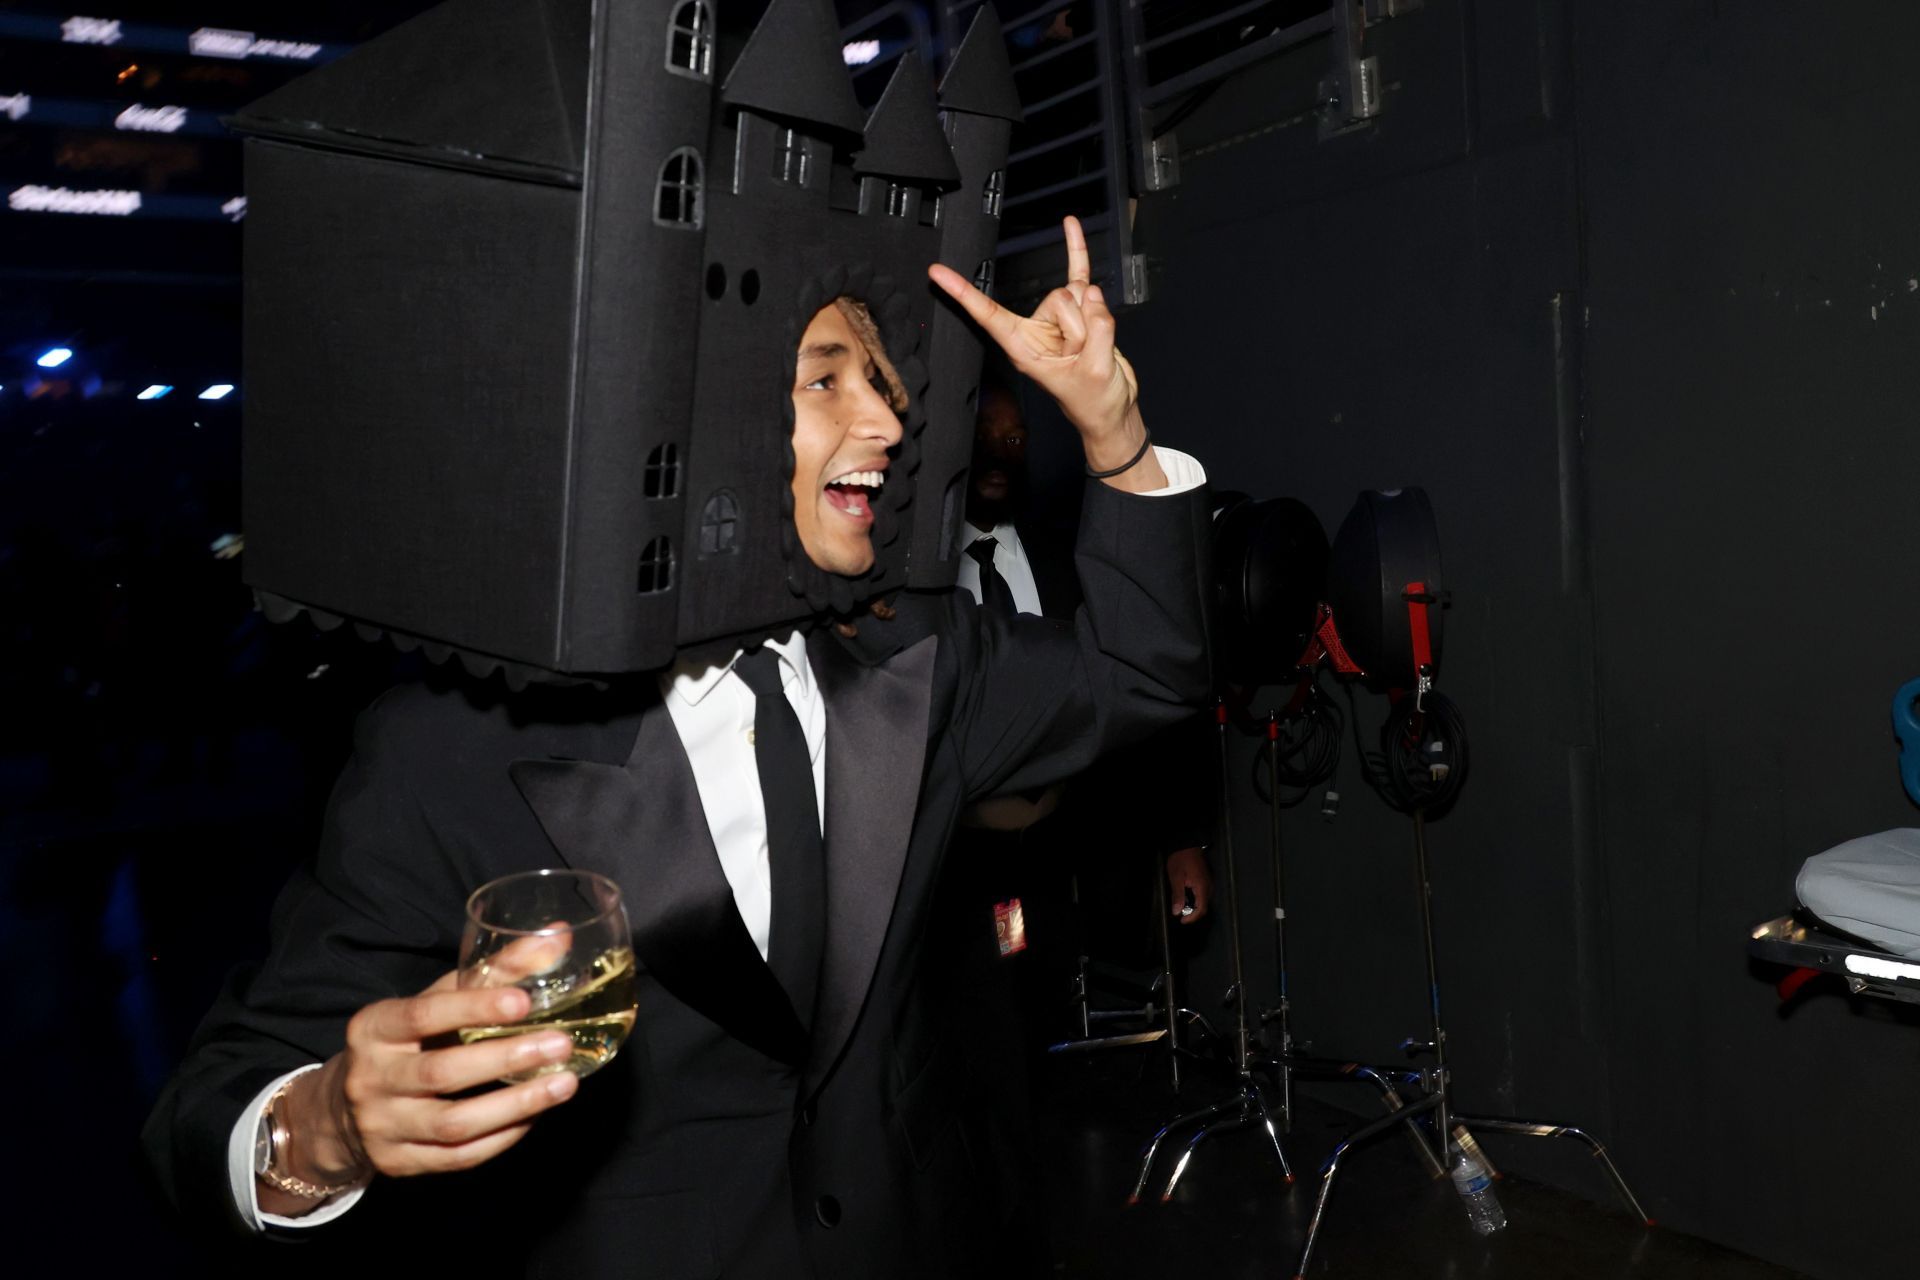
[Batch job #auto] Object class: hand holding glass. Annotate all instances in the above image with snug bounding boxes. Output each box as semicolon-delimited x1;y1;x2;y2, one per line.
457;870;637;1080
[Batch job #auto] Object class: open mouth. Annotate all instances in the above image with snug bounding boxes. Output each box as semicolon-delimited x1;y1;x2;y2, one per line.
824;468;886;520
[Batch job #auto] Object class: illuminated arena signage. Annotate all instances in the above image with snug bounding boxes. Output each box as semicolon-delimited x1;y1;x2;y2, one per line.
0;93;27;121
60;16;122;45
8;184;143;215
115;103;188;133
189;27;322;61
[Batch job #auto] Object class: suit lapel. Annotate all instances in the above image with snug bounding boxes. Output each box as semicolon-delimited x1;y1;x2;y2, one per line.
509;702;807;1067
804;630;937;1092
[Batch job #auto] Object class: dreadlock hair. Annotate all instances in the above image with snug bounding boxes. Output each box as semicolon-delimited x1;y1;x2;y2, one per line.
832;296;909;411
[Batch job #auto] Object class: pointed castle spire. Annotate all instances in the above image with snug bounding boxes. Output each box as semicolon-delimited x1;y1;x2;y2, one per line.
937;5;1024;123
721;0;865;139
855;53;961;185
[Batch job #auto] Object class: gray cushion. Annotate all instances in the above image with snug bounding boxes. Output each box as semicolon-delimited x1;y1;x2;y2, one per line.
1796;829;1920;958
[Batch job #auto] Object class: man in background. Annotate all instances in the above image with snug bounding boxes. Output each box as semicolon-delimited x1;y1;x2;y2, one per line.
942;365;1215;1269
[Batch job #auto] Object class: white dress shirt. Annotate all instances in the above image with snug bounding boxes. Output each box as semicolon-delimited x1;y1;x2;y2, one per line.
656;629;826;963
954;521;1045;616
954;446;1205;615
228;449;1203;1231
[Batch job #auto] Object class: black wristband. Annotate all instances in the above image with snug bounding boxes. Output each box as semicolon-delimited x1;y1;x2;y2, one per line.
1084;428;1153;480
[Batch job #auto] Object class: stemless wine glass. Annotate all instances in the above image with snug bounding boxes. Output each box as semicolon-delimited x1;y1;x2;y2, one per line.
457;869;637;1081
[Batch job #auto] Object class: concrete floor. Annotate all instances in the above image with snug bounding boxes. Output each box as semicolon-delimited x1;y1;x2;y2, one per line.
1036;1050;1810;1280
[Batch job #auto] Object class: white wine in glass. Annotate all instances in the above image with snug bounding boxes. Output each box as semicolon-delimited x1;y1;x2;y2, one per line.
457;869;638;1080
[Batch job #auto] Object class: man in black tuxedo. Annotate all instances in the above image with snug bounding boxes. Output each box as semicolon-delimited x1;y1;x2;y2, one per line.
144;220;1212;1279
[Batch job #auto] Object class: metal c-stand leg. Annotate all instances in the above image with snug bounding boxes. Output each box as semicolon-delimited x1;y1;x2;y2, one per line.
1447;1113;1655;1226
1293;1092;1445;1280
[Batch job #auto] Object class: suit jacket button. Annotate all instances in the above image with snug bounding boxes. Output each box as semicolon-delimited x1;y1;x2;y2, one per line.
814;1195;841;1228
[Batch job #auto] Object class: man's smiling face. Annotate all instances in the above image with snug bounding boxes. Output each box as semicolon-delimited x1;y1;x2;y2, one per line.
789;301;905;577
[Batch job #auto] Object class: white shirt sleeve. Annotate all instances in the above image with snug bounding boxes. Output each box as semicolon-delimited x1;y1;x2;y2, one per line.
227;1064;368;1231
1139;445;1206;495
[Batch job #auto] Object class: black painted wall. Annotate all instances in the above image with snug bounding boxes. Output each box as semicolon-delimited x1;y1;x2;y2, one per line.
1121;3;1920;1277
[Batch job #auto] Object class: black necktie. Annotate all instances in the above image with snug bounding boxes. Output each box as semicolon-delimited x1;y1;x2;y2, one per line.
966;536;1018;617
732;647;826;1031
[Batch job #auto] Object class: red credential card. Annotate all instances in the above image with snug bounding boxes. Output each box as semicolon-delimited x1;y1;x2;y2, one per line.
993;899;1027;956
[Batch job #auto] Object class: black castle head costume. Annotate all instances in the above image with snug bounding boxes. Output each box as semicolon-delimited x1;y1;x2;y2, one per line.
231;0;1022;684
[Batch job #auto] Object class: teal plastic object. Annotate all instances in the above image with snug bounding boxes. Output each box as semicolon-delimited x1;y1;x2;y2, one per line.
1894;678;1920;805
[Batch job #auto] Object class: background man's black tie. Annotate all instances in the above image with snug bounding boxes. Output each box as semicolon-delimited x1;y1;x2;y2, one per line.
966;536;1019;617
733;647;826;1032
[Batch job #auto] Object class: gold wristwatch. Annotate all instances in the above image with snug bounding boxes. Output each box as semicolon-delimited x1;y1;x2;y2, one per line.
253;1074;364;1201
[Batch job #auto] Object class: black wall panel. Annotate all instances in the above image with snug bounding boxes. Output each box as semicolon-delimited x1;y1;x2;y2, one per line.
1125;1;1920;1276
1576;4;1920;1277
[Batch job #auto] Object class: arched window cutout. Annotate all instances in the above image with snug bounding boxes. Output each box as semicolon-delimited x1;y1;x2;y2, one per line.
699;489;740;556
654;148;703;229
643;442;680;498
637;536;676;594
982;168;1005;218
666;0;714;80
972;258;995;299
885;182;911;218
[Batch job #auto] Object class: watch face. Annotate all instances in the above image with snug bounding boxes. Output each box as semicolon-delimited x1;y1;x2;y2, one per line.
254;1110;275;1176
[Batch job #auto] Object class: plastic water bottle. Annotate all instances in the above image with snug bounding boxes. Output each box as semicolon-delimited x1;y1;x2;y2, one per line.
1448;1136;1507;1236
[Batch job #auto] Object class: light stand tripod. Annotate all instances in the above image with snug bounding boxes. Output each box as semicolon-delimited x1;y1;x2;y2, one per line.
1127;702;1294;1203
1252;709;1446;1179
1289;800;1653;1279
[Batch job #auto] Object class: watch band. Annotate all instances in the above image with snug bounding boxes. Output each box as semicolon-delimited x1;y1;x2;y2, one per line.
258;1075;366;1200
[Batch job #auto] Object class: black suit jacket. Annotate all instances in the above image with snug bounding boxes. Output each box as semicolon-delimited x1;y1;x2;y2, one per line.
144;479;1211;1279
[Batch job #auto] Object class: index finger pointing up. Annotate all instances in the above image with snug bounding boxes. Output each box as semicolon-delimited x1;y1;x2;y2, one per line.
929;262;1022;347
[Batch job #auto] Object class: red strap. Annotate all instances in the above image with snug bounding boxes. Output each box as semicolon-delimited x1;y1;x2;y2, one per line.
1304;603;1365;676
1776;966;1823;1002
1404;581;1433;677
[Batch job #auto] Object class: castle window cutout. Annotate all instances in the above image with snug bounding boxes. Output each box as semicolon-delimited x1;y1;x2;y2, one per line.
973;258;995;299
982;168;1005;218
885;182;911;218
699;489;740;556
775;128;811;187
666;0;714;81
637;536;675;594
654;148;703;228
643;442;680;498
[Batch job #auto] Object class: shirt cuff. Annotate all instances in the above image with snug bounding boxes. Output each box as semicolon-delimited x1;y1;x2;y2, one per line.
228;1064;368;1232
1140;445;1206;496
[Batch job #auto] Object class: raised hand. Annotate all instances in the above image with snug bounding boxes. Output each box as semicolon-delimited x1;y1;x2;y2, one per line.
929;216;1165;489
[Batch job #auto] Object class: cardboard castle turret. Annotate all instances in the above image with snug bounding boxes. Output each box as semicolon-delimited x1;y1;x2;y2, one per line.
231;0;1021;682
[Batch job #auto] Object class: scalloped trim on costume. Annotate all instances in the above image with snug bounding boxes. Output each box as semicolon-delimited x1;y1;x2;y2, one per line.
255;589;603;691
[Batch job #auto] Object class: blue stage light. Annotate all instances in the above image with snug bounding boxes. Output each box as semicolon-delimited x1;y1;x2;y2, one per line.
138;384;173;400
36;347;73;368
198;383;235;400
